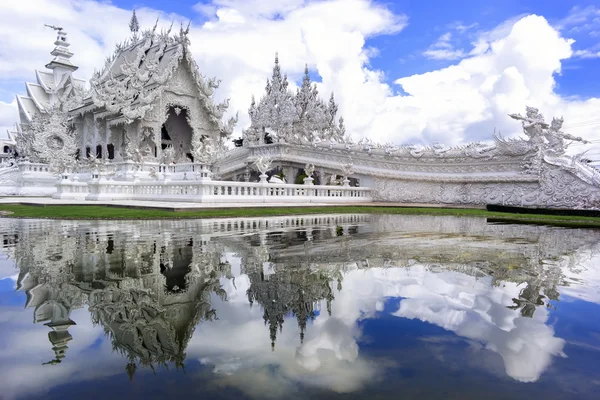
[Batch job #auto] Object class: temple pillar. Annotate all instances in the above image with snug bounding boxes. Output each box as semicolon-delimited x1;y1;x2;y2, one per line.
82;117;88;156
284;165;296;184
319;169;327;185
104;120;110;159
92;118;99;158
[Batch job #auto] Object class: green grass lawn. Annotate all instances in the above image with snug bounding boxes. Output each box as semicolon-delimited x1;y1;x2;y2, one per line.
1;203;600;228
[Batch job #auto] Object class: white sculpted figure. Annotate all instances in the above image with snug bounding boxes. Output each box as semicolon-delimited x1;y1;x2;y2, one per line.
329;175;342;185
161;145;176;164
191;135;217;164
254;156;272;175
85;154;105;171
139;127;156;159
269;175;286;184
509;106;547;148
340;161;354;180
304;163;315;178
545;117;589;155
463;142;496;159
508;106;590;157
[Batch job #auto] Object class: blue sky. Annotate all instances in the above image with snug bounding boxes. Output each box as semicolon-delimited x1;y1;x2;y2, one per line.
371;0;600;98
105;0;600;98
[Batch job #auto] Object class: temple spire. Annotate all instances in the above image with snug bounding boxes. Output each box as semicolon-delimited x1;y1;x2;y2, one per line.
43;24;78;87
126;360;137;382
129;10;140;33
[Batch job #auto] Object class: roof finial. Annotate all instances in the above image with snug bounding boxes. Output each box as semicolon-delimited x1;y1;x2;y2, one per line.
43;23;78;74
129;10;139;33
152;16;159;33
44;24;63;32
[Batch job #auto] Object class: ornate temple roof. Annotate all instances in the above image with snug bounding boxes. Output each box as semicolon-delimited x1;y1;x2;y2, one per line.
14;26;84;127
10;13;237;142
81;15;237;136
94;34;181;86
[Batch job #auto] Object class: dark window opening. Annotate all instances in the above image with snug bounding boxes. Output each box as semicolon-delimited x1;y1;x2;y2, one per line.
3;146;9;153
161;126;171;141
96;145;102;158
106;238;114;254
107;144;115;160
86;146;91;158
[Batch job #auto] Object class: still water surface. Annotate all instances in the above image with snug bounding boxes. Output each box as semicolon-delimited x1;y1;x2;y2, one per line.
1;214;600;399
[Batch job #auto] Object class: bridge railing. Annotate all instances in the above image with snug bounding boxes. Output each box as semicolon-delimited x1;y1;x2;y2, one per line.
56;177;372;203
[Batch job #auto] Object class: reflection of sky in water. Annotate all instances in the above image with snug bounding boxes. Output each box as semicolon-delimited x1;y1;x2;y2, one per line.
1;215;600;399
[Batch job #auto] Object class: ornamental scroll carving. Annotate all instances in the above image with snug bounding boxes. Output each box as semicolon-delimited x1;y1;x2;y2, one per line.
372;163;600;210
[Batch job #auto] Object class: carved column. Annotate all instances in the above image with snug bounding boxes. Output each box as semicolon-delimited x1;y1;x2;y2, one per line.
82;116;88;156
104;120;110;160
284;165;296;184
92;118;100;158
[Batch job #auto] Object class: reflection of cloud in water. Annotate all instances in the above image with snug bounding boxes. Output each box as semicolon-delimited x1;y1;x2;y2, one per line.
296;318;358;371
190;260;566;397
339;266;566;383
190;268;379;397
0;253;17;281
0;307;124;399
560;250;600;304
3;214;600;398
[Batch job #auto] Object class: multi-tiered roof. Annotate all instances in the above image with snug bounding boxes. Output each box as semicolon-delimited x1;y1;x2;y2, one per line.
14;25;86;130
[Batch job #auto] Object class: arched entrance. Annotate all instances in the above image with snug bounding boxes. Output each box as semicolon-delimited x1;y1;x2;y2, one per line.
160;106;194;162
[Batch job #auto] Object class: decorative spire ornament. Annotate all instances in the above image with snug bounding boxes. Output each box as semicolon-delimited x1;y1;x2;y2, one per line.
129;9;140;33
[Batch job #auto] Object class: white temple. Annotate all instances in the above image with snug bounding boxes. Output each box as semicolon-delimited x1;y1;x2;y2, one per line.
1;12;600;209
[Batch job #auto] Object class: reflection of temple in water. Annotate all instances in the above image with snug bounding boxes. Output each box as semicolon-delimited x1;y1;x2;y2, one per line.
246;266;341;349
3;215;365;374
2;213;600;376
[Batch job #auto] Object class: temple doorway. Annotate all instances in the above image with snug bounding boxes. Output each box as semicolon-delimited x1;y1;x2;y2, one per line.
160;106;194;162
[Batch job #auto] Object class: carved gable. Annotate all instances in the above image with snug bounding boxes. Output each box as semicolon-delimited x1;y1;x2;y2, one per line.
165;62;198;98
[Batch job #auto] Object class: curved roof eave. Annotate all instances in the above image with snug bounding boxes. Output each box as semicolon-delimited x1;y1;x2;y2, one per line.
35;70;52;92
16;95;34;123
25;82;49;113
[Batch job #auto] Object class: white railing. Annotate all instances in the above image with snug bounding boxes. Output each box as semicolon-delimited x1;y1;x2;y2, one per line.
55;177;372;203
76;162;210;177
18;162;52;173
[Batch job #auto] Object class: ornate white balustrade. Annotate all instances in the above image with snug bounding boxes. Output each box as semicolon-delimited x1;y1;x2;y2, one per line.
55;174;372;203
18;162;52;173
77;161;210;180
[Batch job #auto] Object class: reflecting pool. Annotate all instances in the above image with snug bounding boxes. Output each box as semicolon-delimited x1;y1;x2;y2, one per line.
1;214;600;399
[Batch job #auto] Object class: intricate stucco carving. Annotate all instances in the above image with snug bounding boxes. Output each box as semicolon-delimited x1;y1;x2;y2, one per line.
86;20;236;147
215;105;600;209
254;156;272;174
16;104;77;172
243;56;345;146
372;163;600;209
190;134;217;164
